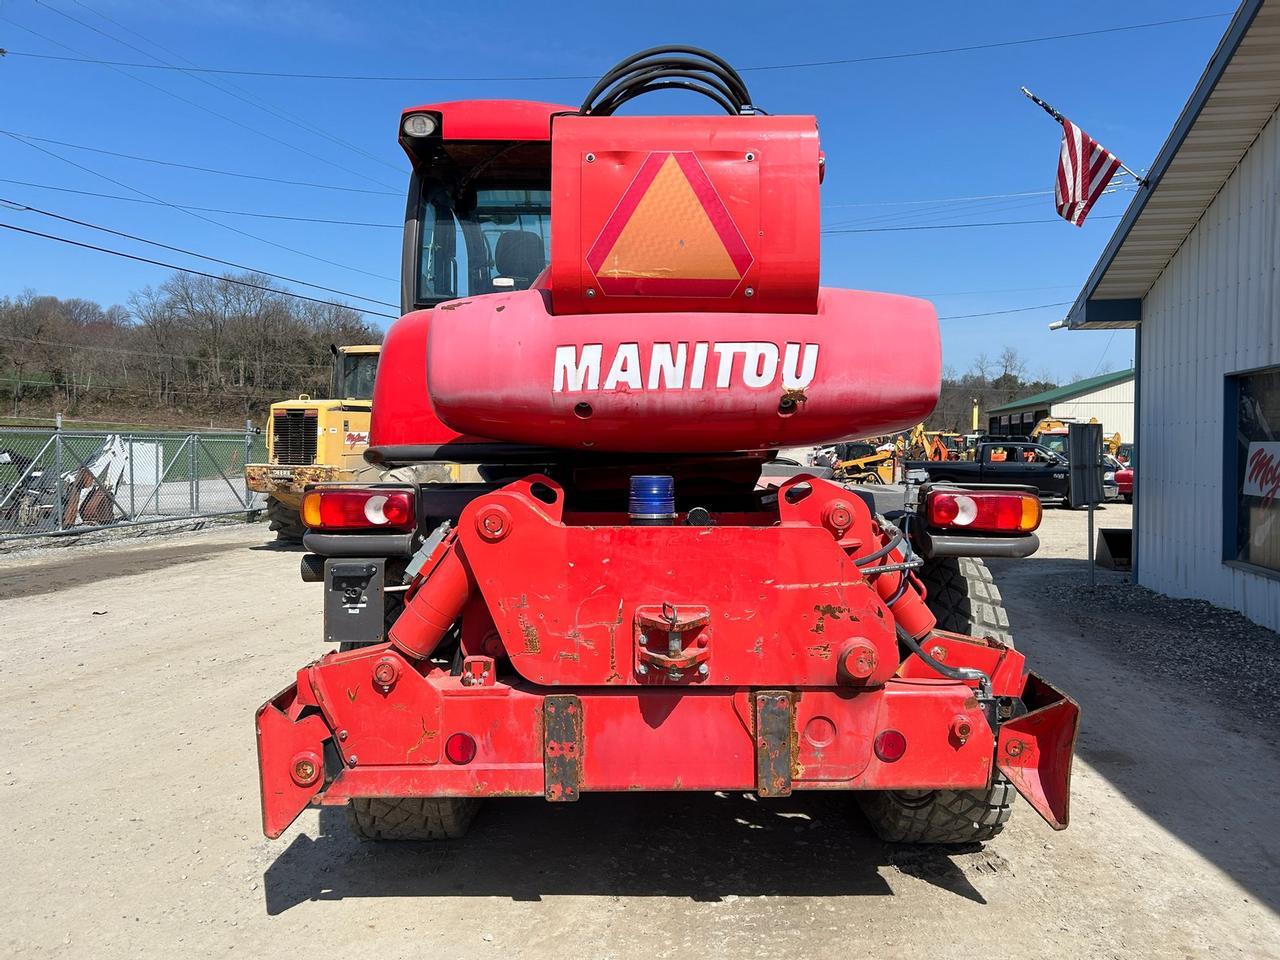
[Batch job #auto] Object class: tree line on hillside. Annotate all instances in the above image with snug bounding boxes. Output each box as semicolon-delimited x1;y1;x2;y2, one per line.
927;346;1060;433
0;272;379;422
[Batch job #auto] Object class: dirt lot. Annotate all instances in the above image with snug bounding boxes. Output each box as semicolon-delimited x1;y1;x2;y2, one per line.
2;502;1278;960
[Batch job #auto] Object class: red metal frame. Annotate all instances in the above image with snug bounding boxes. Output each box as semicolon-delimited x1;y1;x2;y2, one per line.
257;475;1079;838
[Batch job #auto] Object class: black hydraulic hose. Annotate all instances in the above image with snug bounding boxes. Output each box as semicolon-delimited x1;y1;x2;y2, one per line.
593;61;745;110
853;527;904;567
582;47;751;109
593;70;742;117
895;623;992;698
580;46;754;115
599;81;738;118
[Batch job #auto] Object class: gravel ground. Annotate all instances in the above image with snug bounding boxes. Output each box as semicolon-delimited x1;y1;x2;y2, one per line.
1;503;1277;959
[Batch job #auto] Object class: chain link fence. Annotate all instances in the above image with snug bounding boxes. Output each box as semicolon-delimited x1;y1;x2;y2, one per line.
0;418;267;540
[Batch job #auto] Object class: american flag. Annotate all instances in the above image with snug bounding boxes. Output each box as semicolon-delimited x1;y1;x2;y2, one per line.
1055;119;1122;227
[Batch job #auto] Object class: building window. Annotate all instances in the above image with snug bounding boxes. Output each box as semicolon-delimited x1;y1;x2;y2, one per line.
1226;365;1280;574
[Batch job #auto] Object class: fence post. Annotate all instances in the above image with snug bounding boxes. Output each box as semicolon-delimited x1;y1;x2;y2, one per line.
188;434;197;516
244;419;254;519
54;413;65;532
127;434;136;521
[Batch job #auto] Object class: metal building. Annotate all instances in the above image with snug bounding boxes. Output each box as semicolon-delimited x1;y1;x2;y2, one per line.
986;369;1134;440
1065;0;1280;630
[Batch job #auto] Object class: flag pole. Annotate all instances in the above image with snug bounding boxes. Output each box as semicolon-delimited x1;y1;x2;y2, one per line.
1021;86;1148;186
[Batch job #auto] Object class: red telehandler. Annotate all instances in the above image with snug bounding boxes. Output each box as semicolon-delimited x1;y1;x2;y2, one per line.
256;48;1079;846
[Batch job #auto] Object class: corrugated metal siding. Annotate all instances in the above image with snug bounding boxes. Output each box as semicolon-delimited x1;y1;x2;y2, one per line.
1139;105;1280;631
1050;380;1135;439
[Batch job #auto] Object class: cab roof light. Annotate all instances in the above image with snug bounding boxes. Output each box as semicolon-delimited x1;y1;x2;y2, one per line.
402;112;439;138
926;490;1041;534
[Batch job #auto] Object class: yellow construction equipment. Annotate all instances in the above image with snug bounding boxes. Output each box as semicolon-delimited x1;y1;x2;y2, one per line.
245;344;380;541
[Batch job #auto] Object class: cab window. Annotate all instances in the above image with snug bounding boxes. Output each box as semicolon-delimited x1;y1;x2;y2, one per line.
418;186;551;303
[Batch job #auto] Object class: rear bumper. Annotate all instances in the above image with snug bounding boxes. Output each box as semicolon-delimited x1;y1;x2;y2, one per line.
245;464;352;498
256;636;1079;838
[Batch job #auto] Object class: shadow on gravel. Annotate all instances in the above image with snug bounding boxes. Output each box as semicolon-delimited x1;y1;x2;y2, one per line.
262;791;994;914
987;554;1280;917
249;540;306;553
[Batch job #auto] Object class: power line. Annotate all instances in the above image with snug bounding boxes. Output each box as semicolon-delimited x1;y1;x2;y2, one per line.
939;301;1073;321
0;178;400;227
3;131;398;284
64;0;401;176
824;189;1053;210
0;197;398;308
0;220;399;320
6;10;399;191
0;374;315;402
0;13;1231;81
0;129;399;196
0;333;334;372
822;215;1122;234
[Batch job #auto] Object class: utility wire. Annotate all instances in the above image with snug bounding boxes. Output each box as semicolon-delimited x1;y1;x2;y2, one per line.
0;12;1231;80
824;189;1053;210
0;220;399;320
0;130;399;196
823;215;1121;234
0;197;399;308
939;301;1073;320
56;0;403;178
3;132;398;283
6;12;398;191
0;333;335;372
0;178;400;227
0;374;319;402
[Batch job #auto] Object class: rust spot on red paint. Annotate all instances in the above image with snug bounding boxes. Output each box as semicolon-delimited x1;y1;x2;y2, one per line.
517;614;541;654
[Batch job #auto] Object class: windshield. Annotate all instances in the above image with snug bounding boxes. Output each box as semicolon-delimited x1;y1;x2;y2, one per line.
1039;434;1067;456
340;352;378;400
418;186;552;303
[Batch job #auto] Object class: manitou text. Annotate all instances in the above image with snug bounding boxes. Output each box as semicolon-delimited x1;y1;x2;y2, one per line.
553;342;820;393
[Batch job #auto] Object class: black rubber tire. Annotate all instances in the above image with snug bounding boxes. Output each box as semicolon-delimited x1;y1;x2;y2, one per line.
858;775;1016;844
856;555;1016;845
266;497;305;543
345;796;480;841
916;556;1012;645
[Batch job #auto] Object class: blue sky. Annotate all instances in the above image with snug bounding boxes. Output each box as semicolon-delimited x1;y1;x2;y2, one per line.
0;0;1234;382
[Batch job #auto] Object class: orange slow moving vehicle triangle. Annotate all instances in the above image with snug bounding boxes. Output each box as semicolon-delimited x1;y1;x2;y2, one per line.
586;151;753;297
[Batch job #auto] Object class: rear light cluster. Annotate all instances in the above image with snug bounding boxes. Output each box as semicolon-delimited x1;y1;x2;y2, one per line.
300;488;416;532
925;490;1041;534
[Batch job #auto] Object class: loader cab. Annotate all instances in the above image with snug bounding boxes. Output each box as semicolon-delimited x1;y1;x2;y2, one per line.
330;345;380;407
398;101;566;315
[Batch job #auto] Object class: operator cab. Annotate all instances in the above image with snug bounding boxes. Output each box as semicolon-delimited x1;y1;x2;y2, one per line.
398;101;562;314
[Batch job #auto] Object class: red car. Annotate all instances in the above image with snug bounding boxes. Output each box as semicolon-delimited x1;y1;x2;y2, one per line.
1116;464;1134;502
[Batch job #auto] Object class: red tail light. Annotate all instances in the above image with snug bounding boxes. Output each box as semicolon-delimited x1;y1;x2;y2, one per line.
874;729;907;762
925;489;1041;534
444;733;477;765
300;488;415;532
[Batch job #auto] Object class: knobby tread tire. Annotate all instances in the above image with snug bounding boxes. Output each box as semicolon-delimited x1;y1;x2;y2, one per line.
856;555;1016;845
266;497;305;543
858;776;1016;844
917;556;1012;645
346;796;480;841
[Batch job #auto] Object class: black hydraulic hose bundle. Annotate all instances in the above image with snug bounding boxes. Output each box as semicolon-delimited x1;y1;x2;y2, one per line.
579;46;759;116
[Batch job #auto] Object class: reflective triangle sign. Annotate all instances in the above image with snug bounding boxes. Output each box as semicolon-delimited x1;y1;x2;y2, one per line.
586;151;753;297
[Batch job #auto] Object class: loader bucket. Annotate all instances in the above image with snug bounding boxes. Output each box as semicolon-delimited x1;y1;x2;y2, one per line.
996;673;1080;830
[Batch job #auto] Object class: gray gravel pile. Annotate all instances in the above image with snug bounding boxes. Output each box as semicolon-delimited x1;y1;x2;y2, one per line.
1039;580;1279;739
